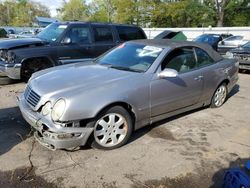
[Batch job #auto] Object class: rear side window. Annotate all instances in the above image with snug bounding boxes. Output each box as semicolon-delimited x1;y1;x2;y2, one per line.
116;26;146;41
92;26;113;42
195;48;214;67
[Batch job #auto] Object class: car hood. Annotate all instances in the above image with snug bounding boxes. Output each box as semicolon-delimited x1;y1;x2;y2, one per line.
0;37;46;50
231;47;250;54
30;63;140;98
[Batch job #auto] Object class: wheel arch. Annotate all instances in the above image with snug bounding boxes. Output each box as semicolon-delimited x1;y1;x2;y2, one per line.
20;56;55;79
217;78;230;89
21;56;55;66
94;101;137;128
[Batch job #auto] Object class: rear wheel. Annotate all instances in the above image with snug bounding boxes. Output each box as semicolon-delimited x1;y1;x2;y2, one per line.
211;83;228;108
21;58;52;82
90;106;133;150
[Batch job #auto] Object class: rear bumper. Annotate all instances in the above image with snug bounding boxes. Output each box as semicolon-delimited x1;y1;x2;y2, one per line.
18;94;94;150
0;60;21;79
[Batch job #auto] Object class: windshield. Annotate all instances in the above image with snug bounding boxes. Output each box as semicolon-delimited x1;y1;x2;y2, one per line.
194;35;219;45
37;23;68;42
96;43;163;72
243;42;250;48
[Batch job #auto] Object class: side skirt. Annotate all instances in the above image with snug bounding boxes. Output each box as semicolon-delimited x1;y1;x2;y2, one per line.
134;100;211;131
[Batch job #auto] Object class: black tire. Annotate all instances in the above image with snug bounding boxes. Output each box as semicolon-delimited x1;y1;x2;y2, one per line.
21;58;52;82
210;83;228;108
89;106;133;150
0;76;15;85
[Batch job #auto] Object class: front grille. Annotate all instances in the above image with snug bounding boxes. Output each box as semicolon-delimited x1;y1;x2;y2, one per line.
24;86;41;107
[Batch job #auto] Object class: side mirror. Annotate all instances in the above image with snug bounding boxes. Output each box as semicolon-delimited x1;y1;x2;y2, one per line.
62;37;72;44
158;68;178;78
221;41;225;45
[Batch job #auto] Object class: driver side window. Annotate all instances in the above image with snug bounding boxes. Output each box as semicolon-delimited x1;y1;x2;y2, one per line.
161;47;197;73
64;26;91;44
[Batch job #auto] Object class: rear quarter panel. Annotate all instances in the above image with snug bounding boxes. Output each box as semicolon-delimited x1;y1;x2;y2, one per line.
200;59;238;103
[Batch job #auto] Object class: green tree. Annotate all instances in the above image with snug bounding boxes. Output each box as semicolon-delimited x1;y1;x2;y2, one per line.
0;0;50;27
59;0;87;21
224;0;250;26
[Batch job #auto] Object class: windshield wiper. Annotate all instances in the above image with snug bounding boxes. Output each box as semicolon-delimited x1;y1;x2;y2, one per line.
109;65;143;73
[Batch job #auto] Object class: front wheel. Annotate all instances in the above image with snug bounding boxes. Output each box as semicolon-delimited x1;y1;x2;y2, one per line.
90;106;133;150
211;83;228;108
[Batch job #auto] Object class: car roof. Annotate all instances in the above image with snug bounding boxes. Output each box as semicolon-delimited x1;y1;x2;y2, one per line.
54;21;139;27
128;39;223;62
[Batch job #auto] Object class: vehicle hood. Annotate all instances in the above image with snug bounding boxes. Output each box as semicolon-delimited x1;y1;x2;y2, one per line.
0;37;46;50
30;63;140;97
231;47;250;54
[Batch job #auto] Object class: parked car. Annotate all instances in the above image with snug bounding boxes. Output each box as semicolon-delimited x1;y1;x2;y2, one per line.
8;30;36;39
226;41;250;71
0;22;147;83
193;34;223;51
18;39;239;150
218;35;249;54
154;30;187;41
0;28;8;38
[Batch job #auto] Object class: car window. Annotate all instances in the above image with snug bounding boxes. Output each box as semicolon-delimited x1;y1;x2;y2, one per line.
162;47;196;73
92;26;113;42
96;43;162;72
195;48;214;67
37;23;68;42
65;26;90;44
225;36;243;41
194;35;220;45
116;26;145;41
243;42;250;48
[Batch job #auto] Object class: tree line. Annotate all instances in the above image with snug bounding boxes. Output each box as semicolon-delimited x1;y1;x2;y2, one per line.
0;0;249;27
0;0;50;26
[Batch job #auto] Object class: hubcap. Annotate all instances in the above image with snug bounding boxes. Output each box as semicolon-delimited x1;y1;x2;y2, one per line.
214;85;227;107
94;113;128;147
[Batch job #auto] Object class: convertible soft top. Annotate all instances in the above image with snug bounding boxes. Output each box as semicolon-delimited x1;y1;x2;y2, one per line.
129;39;223;62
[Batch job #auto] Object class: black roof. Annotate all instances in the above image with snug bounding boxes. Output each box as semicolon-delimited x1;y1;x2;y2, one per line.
54;21;139;27
128;39;223;62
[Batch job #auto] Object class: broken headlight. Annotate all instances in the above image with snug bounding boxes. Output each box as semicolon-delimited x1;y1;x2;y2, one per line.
7;51;16;64
0;50;8;61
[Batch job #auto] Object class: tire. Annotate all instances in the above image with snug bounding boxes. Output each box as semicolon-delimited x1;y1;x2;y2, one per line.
21;58;52;82
0;76;15;85
89;106;133;150
211;83;228;108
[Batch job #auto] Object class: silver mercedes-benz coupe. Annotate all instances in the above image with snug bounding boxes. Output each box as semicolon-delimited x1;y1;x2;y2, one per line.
18;39;239;150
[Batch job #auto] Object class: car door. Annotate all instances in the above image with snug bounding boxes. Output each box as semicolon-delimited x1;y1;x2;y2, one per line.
150;47;204;117
90;24;116;57
57;25;94;64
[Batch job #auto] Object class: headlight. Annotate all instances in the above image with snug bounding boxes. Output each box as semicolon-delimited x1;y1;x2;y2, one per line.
41;102;52;116
225;52;234;59
51;99;66;121
0;50;8;61
7;51;16;64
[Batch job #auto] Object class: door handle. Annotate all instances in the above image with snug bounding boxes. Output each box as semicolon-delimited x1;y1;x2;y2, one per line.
194;75;203;81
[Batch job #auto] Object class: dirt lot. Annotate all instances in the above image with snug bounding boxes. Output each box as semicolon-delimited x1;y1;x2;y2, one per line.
0;73;250;188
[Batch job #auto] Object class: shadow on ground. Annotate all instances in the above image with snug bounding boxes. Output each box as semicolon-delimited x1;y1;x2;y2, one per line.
128;158;250;188
0;106;31;155
129;84;240;144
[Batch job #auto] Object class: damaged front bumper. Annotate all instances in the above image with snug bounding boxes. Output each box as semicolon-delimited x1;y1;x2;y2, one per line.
18;94;94;150
0;60;21;79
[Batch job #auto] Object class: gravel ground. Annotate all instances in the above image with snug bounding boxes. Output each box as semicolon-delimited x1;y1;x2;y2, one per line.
0;73;250;188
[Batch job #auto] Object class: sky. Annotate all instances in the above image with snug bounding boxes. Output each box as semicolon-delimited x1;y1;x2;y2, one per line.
32;0;66;17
